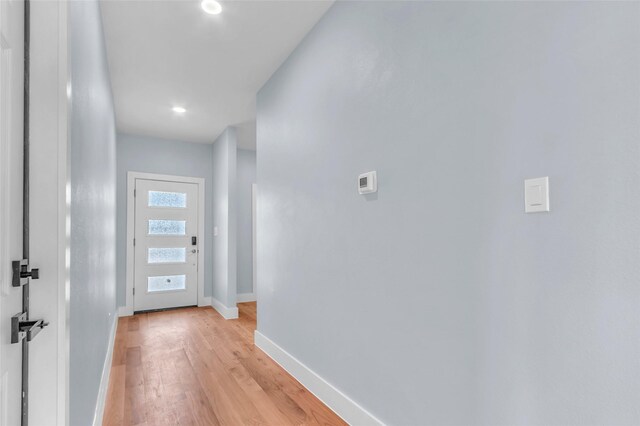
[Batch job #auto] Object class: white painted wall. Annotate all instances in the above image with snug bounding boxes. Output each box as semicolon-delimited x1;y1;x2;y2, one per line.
257;2;640;424
237;149;256;297
67;1;118;424
212;127;237;311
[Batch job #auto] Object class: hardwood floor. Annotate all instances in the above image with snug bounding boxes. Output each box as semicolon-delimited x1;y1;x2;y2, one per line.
103;303;346;426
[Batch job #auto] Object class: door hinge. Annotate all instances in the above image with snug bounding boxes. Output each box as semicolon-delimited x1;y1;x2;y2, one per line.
10;259;48;343
134;189;136;197
133;288;135;295
12;259;39;287
11;312;48;344
133;238;136;246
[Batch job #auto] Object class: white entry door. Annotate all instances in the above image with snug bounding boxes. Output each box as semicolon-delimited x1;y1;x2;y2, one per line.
0;1;24;424
134;178;199;312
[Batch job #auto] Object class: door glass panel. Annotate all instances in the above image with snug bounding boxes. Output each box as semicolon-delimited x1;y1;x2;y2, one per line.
148;220;186;235
147;275;186;292
148;191;187;208
148;248;186;264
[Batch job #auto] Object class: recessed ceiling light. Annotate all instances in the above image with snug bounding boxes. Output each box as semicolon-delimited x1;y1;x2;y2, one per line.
201;0;222;15
172;106;187;113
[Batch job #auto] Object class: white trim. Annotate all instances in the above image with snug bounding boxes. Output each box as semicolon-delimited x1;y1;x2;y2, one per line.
92;312;118;426
25;1;70;422
211;297;239;319
118;306;133;317
125;171;206;314
57;2;70;424
236;293;256;303
251;183;257;300
254;331;384;426
119;298;209;316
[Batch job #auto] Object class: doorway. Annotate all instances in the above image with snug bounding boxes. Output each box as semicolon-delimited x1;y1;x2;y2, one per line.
126;172;205;313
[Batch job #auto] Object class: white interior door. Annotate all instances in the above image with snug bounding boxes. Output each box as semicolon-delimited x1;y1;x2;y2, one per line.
134;178;199;312
0;1;24;424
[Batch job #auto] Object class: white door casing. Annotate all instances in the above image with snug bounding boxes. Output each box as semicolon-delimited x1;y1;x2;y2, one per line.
132;175;204;312
252;183;257;299
0;1;24;424
29;1;70;423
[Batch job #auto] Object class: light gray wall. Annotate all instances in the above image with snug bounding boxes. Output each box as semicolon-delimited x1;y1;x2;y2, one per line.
237;149;256;295
116;133;214;305
256;2;640;425
69;1;117;425
212;127;237;307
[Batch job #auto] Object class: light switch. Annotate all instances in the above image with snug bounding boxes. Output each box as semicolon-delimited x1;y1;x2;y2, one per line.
524;177;549;213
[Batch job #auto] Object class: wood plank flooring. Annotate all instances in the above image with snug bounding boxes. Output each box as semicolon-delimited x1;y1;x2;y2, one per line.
103;303;347;426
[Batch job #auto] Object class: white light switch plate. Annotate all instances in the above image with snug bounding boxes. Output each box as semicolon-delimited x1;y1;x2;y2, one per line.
524;177;549;213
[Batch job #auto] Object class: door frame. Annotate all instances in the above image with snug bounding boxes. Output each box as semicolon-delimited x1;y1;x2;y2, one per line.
252;183;257;300
123;171;206;316
12;1;72;424
29;2;70;424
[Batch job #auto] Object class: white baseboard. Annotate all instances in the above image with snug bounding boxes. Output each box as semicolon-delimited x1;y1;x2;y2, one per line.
211;297;239;319
236;292;256;303
118;296;210;315
254;331;383;426
92;311;119;426
199;296;212;307
118;306;133;317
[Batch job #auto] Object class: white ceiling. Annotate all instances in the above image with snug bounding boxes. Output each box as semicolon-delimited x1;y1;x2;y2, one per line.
100;0;333;148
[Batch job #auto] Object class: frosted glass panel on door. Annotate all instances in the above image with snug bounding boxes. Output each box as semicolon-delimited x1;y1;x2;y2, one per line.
148;220;186;235
148;191;187;208
147;275;186;292
148;248;186;264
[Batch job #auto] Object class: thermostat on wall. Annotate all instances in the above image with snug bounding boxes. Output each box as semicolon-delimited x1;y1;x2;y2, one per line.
358;171;377;194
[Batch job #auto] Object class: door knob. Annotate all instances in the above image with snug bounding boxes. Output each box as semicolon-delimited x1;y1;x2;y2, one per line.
191;249;197;253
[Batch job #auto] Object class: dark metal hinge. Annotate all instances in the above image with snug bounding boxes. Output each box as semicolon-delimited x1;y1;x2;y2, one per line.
11;312;48;344
12;259;39;287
